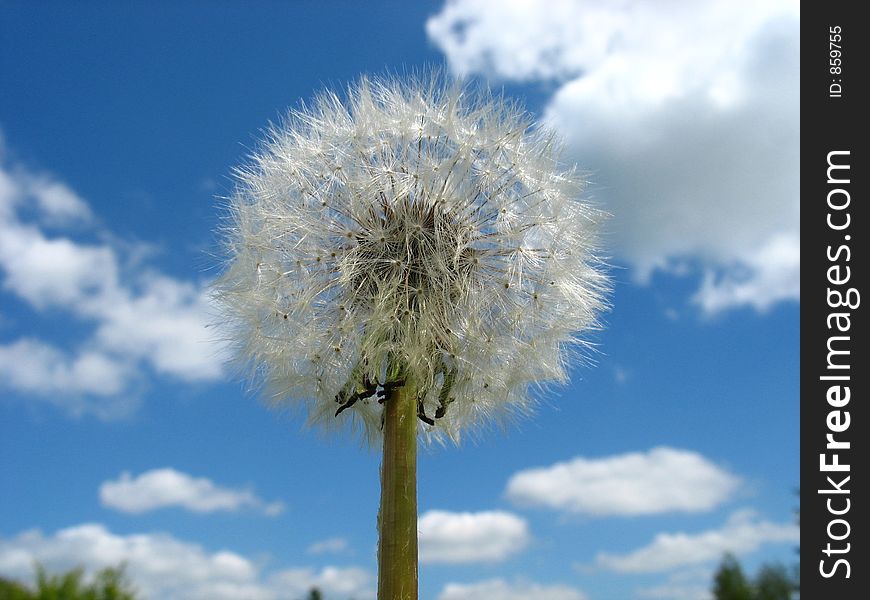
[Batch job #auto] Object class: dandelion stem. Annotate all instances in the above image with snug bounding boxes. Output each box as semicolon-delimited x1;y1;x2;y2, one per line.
377;381;418;600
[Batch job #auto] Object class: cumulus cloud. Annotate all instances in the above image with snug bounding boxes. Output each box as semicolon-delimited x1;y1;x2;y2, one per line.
428;0;800;313
592;509;799;573
269;566;374;599
438;578;587;600
505;447;741;516
0;339;135;418
0;219;120;310
692;233;800;314
418;510;529;564
92;274;223;382
99;468;284;516
0;133;223;417
0;523;374;600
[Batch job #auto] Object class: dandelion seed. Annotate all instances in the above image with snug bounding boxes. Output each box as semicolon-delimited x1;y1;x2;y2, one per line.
213;72;608;443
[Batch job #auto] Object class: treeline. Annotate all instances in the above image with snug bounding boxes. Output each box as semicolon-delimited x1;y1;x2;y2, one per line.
0;567;329;600
0;565;137;600
712;553;798;600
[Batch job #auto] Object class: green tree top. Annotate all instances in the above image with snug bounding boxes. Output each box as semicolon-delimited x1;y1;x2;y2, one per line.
713;554;754;600
0;564;137;600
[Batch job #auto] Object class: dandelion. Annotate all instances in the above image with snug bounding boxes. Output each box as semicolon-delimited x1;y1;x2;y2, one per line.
213;72;608;600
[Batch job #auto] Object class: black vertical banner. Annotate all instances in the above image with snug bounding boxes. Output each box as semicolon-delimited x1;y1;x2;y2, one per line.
802;3;866;599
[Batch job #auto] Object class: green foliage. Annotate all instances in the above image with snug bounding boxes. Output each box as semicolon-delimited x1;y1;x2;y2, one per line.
0;577;33;600
713;554;754;600
712;554;797;600
754;564;794;600
306;588;323;600
0;564;137;600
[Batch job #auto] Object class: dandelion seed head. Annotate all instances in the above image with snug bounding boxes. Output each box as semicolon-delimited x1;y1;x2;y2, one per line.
213;72;609;444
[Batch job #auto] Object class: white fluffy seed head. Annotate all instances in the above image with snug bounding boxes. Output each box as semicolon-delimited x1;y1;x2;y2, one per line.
213;72;609;444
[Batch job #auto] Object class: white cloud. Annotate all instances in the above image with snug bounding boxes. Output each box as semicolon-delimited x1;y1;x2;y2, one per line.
270;566;374;599
427;0;604;81
418;510;529;564
0;221;120;310
428;0;800;313
692;233;800;314
100;468;284;516
0;523;374;600
27;177;93;226
306;537;349;555
0;339;135;418
505;447;741;516
439;578;587;600
0;132;224;417
93;274;223;382
0;140;92;226
593;509;799;573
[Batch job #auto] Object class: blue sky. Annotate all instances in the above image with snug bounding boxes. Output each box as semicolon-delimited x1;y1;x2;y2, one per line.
0;2;799;600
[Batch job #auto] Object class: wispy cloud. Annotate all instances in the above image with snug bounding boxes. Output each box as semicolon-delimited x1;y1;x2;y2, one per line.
306;537;350;555
506;447;741;516
591;509;799;573
0;523;374;600
418;510;529;564
438;578;587;600
428;0;799;313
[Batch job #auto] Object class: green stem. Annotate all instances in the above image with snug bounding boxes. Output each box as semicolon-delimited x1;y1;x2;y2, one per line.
377;382;418;600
